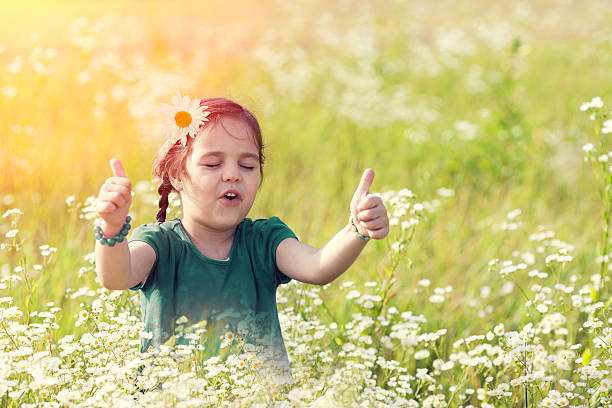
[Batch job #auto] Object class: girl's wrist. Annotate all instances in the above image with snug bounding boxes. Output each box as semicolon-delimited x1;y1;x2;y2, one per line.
348;215;370;242
97;220;124;238
95;217;132;247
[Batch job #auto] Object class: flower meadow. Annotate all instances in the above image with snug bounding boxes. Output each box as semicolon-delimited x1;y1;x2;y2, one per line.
1;0;612;406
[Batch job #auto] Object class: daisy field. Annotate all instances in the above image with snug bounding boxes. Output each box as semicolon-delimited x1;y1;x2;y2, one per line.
0;0;611;406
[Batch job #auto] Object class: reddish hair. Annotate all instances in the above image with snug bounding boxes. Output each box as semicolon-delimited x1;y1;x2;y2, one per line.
153;97;265;222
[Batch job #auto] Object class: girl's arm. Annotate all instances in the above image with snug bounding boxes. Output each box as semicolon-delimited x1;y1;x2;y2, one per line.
95;158;156;290
95;237;156;290
276;169;389;285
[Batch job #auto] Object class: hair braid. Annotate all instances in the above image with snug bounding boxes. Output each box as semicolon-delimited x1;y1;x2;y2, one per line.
156;173;173;223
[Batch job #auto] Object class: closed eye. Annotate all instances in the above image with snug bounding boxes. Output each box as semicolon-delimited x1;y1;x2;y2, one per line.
241;165;255;170
204;164;220;168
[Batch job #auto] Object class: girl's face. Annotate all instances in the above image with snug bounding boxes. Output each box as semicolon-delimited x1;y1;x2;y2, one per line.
178;116;261;231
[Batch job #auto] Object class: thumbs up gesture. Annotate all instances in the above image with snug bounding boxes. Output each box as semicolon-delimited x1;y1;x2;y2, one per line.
349;168;389;240
95;158;132;235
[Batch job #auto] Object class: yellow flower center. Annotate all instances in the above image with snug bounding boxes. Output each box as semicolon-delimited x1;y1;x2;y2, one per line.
175;111;192;128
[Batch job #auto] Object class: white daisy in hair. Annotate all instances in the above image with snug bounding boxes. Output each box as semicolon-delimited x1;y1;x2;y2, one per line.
161;91;211;146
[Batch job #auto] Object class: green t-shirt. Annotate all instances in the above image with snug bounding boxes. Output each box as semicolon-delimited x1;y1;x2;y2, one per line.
128;216;297;372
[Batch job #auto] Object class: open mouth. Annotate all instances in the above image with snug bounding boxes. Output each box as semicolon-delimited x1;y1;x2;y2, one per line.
220;189;241;204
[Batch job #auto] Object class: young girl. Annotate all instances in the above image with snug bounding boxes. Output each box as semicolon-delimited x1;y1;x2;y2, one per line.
94;94;390;381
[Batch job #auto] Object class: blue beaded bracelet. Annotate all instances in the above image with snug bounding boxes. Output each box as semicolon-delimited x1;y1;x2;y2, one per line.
94;216;132;247
348;215;370;242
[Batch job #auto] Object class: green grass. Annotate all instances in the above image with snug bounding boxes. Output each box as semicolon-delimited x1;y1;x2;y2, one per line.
0;0;611;405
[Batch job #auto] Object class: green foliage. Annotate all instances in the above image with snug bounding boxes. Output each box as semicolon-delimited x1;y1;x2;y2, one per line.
0;0;611;406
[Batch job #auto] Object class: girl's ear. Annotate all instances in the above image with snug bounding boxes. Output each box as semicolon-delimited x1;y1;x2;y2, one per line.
168;171;183;192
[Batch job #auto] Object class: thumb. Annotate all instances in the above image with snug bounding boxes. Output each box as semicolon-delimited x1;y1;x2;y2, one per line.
110;158;127;178
354;168;375;197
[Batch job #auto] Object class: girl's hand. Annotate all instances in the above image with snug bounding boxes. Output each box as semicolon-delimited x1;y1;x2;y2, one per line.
349;168;389;240
95;158;132;236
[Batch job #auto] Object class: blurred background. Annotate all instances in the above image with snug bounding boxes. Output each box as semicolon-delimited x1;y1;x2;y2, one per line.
1;0;611;331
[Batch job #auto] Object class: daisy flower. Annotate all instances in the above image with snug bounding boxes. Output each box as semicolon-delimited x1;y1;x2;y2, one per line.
161;91;211;146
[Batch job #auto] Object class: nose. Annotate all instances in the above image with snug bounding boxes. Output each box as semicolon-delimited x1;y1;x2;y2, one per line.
223;174;240;182
222;165;241;183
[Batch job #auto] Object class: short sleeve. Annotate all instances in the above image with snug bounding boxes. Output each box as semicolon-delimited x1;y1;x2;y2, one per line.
127;222;166;291
254;217;298;286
